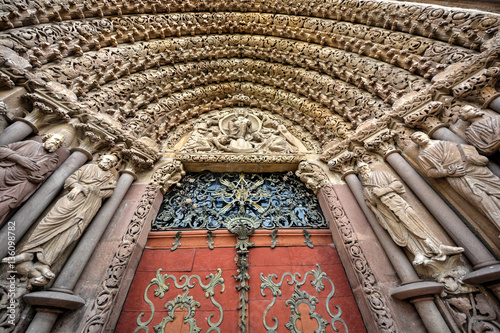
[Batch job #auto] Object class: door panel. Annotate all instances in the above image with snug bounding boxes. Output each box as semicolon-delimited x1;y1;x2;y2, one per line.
117;230;366;332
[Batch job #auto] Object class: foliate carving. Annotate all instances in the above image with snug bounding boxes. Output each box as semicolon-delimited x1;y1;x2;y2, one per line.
149;160;186;194
321;186;396;333
3;155;117;288
79;185;159;333
412;132;500;231
295;161;330;195
431;46;500;106
393;91;444;131
459;106;500;156
358;164;464;267
443;292;500;332
0;134;64;227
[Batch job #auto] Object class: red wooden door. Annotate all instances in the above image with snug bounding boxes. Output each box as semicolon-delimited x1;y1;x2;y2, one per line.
117;230;366;332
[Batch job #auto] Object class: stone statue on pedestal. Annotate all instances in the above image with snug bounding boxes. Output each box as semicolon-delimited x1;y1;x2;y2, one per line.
0;134;64;227
412;131;500;230
458;106;500;156
3;154;117;287
358;163;463;266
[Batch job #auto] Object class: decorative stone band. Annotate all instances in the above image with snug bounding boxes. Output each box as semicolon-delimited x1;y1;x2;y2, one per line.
320;186;397;332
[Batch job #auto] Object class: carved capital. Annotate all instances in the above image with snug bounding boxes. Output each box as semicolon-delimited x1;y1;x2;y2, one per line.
451;67;500;106
327;151;358;179
362;128;400;158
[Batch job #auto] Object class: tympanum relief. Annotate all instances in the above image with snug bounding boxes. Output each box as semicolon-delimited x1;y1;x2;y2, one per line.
170;108;316;166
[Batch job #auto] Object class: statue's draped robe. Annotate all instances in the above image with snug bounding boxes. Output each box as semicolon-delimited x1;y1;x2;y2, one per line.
418;141;500;228
363;170;442;260
0;140;59;225
20;163;115;265
465;116;500;155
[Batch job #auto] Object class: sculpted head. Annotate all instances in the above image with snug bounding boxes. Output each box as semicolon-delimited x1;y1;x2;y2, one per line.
458;106;484;121
43;133;64;152
357;163;371;182
410;131;431;147
98;154;118;171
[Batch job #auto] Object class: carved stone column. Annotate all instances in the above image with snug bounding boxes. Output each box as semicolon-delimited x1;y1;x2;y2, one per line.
343;171;451;333
327;148;452;333
384;152;500;298
0;148;91;259
23;167;137;333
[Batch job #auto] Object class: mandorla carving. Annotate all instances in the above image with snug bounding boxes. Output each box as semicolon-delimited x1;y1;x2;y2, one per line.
3;155;118;288
181;109;299;154
412;132;500;231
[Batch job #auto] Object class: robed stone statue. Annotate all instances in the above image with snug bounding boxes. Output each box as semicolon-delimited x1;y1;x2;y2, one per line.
0;134;64;227
4;154;117;287
412;132;500;230
458;106;500;156
359;163;463;266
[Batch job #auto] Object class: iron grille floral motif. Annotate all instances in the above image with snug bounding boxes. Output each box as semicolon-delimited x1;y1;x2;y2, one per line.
153;172;327;230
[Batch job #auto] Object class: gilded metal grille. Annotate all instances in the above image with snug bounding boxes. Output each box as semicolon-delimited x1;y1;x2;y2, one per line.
153;172;327;230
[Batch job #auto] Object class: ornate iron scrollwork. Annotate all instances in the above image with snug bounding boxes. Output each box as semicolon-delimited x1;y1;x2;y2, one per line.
260;264;348;332
153;172;327;230
135;268;225;333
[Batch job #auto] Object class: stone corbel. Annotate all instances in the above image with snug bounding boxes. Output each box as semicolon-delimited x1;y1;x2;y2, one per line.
295;161;330;195
149;159;186;194
451;67;500;107
393;90;449;134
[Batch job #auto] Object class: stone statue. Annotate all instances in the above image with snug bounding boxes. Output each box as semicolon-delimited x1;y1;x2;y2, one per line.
0;134;64;227
150;160;186;194
411;132;500;230
4;154;117;287
358;164;463;266
295;161;329;195
458;106;500;156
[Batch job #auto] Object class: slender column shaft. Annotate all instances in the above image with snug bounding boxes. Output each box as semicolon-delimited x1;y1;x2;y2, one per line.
431;127;467;144
344;174;419;282
344;174;451;333
0;150;88;259
25;172;136;333
432;127;500;178
0;121;35;146
25;311;59;333
385;152;498;268
54;171;135;290
412;298;452;333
